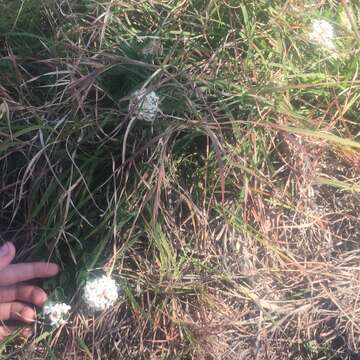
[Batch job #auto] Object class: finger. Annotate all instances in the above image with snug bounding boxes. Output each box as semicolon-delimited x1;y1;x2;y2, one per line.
0;285;48;307
0;262;59;286
0;325;11;341
0;243;16;272
0;302;36;323
0;325;33;341
20;327;33;338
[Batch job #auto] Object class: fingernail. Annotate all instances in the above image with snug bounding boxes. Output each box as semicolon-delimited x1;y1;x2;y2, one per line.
0;243;9;256
38;292;48;304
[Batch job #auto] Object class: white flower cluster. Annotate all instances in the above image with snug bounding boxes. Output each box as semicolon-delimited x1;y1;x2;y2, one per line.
43;302;71;327
309;19;335;50
130;89;159;122
83;275;119;312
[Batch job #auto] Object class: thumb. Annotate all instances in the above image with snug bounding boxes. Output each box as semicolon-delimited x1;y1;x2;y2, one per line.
0;242;15;271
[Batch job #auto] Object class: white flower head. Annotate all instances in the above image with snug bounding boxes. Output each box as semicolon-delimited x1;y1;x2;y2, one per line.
130;89;159;122
83;275;119;312
43;302;71;326
309;19;335;50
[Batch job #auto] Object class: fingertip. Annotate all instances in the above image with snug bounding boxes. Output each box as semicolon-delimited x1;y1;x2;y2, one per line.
20;327;33;339
34;289;48;307
0;242;16;271
20;308;35;323
7;242;16;256
35;262;59;277
47;263;59;276
0;326;10;338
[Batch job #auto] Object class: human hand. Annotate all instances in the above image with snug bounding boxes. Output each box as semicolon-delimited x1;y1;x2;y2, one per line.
0;242;59;340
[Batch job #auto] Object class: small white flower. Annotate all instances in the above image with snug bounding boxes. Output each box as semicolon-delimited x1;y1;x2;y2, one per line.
83;275;119;312
43;302;71;326
309;19;335;50
130;89;159;122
